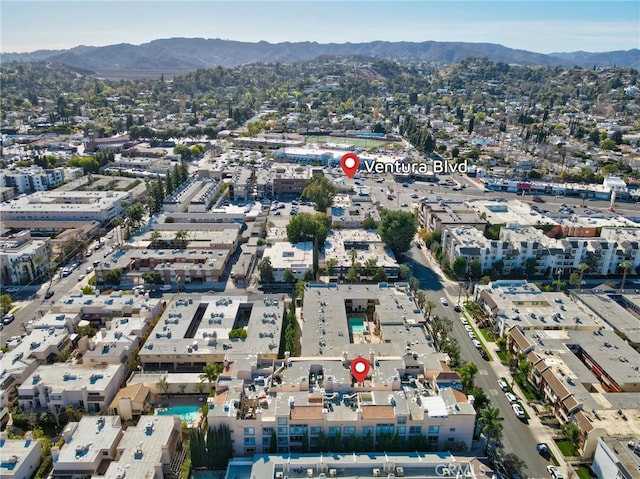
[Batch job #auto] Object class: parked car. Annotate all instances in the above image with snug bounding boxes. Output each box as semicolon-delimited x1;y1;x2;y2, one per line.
504;392;517;404
44;290;54;300
2;314;15;325
497;379;509;392
439;297;448;306
547;465;564;479
512;403;526;419
472;339;482;349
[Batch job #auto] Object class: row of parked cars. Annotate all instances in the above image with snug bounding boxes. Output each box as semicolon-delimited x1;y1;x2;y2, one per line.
497;379;526;420
459;316;489;360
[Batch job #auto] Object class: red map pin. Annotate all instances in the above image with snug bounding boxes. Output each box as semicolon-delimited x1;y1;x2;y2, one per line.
340;153;360;179
350;357;371;383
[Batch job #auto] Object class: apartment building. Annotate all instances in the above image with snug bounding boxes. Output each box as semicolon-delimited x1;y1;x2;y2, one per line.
51;415;123;478
264;241;314;282
51;291;162;327
0;190;132;228
100;415;183;479
208;353;476;457
0;431;43;479
323;230;399;282
477;280;600;334
592;436;640;479
138;294;287;368
0;230;50;285
1;165;82;194
227;452;494;479
18;362;126;413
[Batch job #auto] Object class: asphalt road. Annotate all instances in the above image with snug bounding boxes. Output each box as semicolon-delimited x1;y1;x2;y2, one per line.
406;245;552;478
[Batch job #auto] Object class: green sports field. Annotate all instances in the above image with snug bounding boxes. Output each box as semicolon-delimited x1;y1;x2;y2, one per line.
306;135;393;149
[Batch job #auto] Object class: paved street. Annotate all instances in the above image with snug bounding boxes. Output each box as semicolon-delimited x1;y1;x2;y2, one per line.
406;244;558;478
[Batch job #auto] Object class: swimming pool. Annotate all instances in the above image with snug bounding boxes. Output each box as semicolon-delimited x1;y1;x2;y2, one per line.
157;405;200;423
349;317;366;333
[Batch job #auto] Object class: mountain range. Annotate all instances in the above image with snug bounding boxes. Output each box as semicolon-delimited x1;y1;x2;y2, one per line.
2;38;639;76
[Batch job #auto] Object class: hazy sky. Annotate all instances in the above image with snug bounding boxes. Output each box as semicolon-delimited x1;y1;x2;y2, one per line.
2;1;639;54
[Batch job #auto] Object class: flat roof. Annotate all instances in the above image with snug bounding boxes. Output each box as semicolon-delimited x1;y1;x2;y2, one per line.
231;452;492;479
139;294;286;360
573;290;640;343
56;416;122;467
101;416;181;479
301;283;432;357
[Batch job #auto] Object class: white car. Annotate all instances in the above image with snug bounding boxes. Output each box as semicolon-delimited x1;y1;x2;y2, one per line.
439;297;448;306
512;403;525;419
472;339;482;349
497;379;509;392
504;392;517;404
459;317;468;324
464;325;473;332
547;465;564;479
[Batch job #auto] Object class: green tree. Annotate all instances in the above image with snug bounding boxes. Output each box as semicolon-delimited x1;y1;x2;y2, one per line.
362;216;377;230
459;362;479;391
258;257;274;283
479;275;492;285
302;174;337;212
283;268;296;283
561;422;580;445
479;405;504;454
103;269;121;285
452;256;468;279
468;258;483;280
577;262;589;286
200;363;223;390
600;138;617;150
424;300;436;322
0;294;13;314
229;328;248;339
286;213;328;246
496;336;507;352
523;257;537;277
126;203;145;230
325;258;338;276
373;267;388;282
377;209;417;256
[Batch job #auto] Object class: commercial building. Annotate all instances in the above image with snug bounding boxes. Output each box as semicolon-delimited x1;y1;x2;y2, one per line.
0;431;42;479
419;200;487;234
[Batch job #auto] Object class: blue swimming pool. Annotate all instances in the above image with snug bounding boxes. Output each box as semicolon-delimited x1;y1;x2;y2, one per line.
349;317;366;333
157;405;200;423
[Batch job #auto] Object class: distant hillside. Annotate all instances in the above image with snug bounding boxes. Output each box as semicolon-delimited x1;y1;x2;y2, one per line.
2;38;639;76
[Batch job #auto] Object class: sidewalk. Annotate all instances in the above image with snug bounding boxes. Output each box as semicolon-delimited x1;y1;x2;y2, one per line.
481;335;569;477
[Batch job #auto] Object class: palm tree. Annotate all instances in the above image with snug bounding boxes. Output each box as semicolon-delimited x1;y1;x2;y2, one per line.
424;300;436;322
577;262;589;287
479;405;504;454
200;363;223;392
174;229;188;248
149;231;161;247
619;261;632;291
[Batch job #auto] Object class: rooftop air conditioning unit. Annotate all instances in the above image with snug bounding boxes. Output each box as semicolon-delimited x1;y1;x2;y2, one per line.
373;469;381;477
